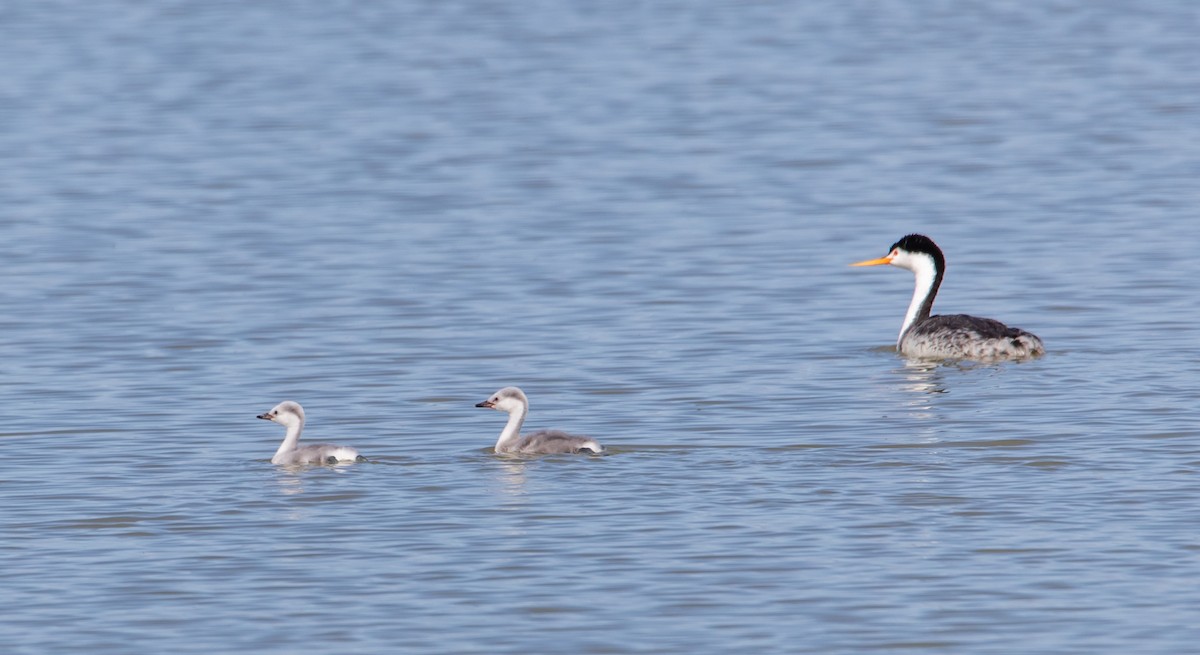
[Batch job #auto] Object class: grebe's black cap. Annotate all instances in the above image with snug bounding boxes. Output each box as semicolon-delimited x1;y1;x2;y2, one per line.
891;234;945;271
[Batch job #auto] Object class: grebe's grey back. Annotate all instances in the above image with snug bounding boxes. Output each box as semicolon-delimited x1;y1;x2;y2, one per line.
475;386;603;455
851;234;1045;361
257;400;366;465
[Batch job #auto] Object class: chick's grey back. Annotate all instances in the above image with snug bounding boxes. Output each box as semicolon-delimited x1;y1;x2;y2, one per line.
515;430;603;454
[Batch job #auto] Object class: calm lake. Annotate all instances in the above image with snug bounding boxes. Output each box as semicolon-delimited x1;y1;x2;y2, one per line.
2;1;1199;653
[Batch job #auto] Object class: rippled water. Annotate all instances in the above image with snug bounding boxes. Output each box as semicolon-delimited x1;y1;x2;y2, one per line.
3;2;1200;653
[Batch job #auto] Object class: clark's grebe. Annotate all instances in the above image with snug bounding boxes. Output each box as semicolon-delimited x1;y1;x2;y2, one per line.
851;234;1045;361
475;386;603;455
256;401;366;465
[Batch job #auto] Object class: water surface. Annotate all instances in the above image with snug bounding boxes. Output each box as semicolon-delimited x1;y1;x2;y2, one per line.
2;2;1200;653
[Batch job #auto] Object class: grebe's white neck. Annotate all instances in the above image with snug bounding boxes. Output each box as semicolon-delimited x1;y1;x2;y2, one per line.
496;403;527;452
272;422;304;463
476;386;532;453
258;400;307;465
895;251;941;346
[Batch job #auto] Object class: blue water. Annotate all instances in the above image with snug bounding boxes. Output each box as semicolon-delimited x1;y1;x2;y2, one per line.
3;2;1200;653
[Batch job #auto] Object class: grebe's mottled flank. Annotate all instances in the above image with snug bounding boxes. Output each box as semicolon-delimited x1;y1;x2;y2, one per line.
256;400;366;465
851;234;1045;361
475;386;603;455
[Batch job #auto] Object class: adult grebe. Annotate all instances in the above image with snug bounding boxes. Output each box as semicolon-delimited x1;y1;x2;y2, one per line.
851;234;1045;361
256;401;366;465
475;386;603;455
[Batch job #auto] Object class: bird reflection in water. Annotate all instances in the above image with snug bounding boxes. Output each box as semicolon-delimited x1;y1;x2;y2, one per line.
895;360;947;423
275;472;305;496
494;459;530;503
